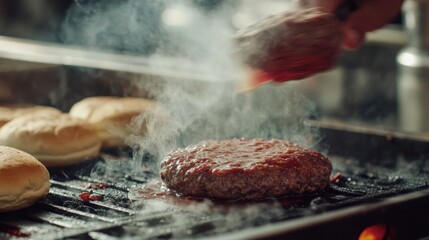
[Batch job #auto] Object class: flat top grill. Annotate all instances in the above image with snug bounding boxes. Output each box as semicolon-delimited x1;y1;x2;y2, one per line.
1;121;429;240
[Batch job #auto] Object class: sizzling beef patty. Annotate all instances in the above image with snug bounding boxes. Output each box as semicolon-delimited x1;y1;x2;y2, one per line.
160;138;332;200
233;8;342;82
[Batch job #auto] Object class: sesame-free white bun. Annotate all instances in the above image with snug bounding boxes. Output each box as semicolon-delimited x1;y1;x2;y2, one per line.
0;113;101;167
69;96;155;147
0;146;50;212
0;104;62;128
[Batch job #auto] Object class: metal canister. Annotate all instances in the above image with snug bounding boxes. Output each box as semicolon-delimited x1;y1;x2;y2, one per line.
397;0;429;132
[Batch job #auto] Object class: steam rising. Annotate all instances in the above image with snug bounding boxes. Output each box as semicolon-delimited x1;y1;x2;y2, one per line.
62;0;312;165
59;2;429;238
63;0;316;233
130;83;316;169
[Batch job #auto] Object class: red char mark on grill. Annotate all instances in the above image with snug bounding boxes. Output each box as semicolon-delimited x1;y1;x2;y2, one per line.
330;172;348;184
79;192;103;202
0;223;30;238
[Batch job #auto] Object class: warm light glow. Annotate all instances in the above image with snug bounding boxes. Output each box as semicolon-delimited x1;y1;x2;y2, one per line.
359;234;377;240
358;224;396;240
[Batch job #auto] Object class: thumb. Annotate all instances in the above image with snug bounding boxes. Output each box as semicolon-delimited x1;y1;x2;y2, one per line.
342;28;365;50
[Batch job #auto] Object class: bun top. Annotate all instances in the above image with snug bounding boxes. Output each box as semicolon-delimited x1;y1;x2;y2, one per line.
69;97;156;147
0;104;62;128
69;96;155;125
0;146;50;212
0;113;100;156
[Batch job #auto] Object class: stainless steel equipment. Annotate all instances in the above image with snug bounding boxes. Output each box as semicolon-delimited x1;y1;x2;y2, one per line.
397;0;429;132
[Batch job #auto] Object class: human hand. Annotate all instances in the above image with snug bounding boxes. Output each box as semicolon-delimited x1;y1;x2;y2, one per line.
299;0;404;49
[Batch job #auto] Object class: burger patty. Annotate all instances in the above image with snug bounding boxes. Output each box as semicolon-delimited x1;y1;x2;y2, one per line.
233;8;342;82
160;138;332;200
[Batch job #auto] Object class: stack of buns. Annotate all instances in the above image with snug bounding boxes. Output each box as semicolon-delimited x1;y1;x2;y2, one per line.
0;96;153;210
69;96;155;148
0;96;154;167
0;146;50;212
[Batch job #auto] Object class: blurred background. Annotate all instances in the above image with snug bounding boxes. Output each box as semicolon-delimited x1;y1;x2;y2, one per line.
0;0;419;133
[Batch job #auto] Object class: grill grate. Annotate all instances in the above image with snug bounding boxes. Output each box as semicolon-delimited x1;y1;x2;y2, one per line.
1;150;429;240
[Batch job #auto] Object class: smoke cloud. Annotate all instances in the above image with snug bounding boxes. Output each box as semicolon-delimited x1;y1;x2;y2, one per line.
62;0;314;170
60;1;327;237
